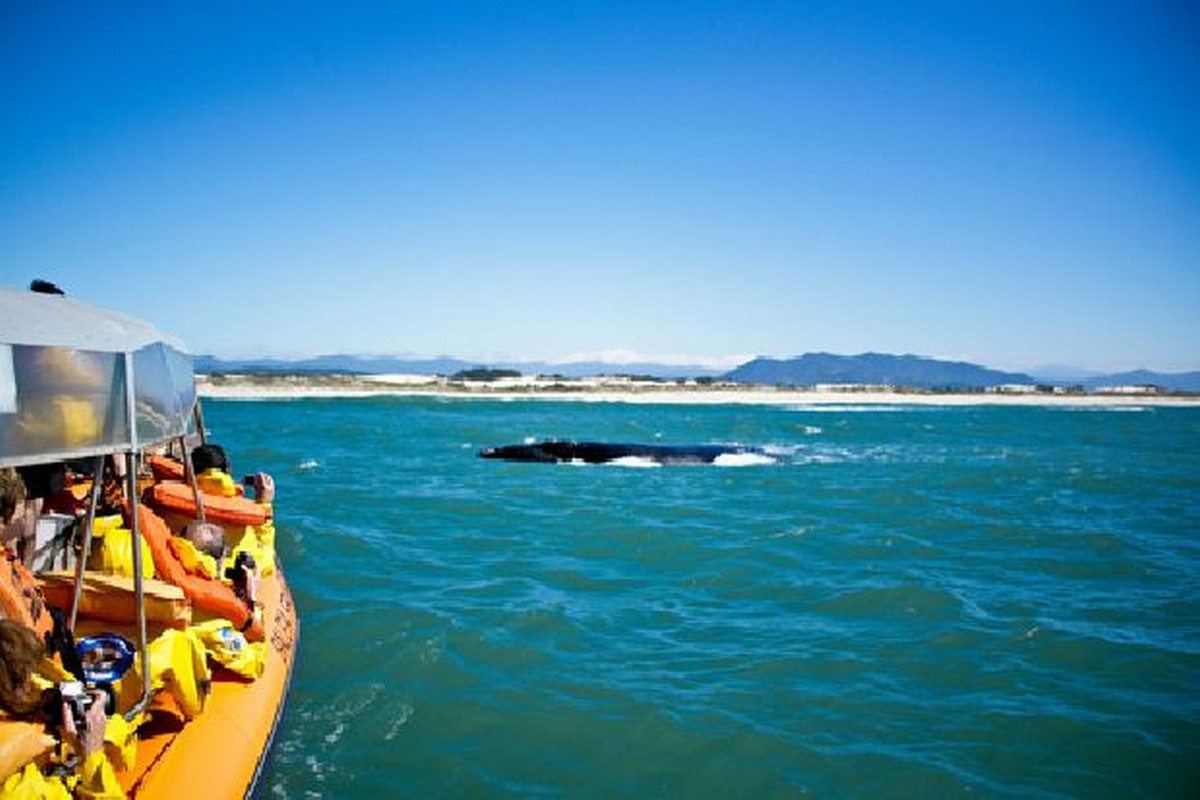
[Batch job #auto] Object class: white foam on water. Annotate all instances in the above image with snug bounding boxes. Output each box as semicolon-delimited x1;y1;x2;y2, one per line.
785;404;922;413
298;458;320;470
384;704;414;740
608;456;663;468
714;452;777;467
797;450;848;464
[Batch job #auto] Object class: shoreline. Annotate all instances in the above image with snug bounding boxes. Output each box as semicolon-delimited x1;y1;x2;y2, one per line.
196;375;1200;407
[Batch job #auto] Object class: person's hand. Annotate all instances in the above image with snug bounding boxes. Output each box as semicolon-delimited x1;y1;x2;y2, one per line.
61;690;107;762
250;472;275;505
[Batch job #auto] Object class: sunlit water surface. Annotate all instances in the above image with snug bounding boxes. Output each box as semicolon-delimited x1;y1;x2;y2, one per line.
203;398;1199;798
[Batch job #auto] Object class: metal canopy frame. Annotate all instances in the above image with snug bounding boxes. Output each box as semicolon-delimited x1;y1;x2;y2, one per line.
1;286;199;718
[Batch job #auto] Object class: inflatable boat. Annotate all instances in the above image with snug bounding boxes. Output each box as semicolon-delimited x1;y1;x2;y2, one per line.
0;285;297;798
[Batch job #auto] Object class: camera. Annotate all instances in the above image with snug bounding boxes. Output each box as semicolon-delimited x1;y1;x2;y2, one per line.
242;474;256;487
225;551;257;603
224;550;256;581
41;634;132;736
42;681;114;734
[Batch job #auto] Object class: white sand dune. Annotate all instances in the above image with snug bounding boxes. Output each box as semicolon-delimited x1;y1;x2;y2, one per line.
196;374;1197;407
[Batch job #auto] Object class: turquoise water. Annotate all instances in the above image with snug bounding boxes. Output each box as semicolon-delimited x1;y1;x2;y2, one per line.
206;398;1199;798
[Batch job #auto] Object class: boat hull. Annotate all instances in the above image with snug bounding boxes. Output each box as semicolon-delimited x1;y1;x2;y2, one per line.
118;566;298;798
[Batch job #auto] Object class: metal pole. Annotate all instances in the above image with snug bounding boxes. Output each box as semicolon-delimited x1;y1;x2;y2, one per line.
181;434;206;522
193;401;207;446
124;450;152;720
68;455;106;632
121;351;152;719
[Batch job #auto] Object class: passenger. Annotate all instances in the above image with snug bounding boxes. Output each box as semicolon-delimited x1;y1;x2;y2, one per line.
0;620;44;714
0;469;28;533
189;443;229;475
179;520;258;611
36;461;92;516
13;463;65;505
173;446;273;617
182;520;225;564
86;458;123;517
190;443;274;505
0;470;54;635
0;620;123;797
19;460;96;518
0;468;41;566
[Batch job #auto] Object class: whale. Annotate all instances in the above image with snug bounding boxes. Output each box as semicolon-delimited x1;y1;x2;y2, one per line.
478;441;765;465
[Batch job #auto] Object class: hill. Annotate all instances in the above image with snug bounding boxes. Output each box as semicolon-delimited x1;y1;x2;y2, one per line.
1076;369;1200;393
194;354;474;375
724;353;1036;389
195;352;1200;392
194;354;723;379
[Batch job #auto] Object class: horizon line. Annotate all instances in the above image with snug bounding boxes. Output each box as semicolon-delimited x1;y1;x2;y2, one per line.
194;350;1200;377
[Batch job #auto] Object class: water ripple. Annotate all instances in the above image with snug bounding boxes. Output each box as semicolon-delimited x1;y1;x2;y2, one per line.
204;399;1200;799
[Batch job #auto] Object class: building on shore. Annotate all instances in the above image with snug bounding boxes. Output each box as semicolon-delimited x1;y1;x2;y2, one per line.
1094;384;1162;395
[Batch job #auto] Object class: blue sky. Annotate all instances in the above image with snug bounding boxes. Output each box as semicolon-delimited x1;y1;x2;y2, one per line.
2;1;1198;372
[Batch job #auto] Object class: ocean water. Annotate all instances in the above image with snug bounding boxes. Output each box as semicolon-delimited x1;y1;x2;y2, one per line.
204;398;1199;798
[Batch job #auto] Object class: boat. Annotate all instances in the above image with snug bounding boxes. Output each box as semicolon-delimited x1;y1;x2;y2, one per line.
0;285;298;798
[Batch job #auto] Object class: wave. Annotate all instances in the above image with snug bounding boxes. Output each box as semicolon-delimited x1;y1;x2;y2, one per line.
713;452;778;467
785;404;931;413
607;456;663;468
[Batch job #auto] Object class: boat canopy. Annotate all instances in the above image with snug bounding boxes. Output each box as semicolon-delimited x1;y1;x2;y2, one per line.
0;286;196;468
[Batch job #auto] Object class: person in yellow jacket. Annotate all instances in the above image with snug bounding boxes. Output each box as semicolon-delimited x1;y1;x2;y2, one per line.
188;443;277;581
190;443;275;507
0;620;124;799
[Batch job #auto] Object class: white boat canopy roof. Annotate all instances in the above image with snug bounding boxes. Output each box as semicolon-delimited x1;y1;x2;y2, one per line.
0;286;189;352
0;285;196;467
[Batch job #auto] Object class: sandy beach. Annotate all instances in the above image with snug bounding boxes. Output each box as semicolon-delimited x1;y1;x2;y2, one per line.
196;373;1199;407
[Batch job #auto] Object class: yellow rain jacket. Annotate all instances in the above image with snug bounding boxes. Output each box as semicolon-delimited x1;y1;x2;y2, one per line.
1;657;128;799
115;629;211;721
190;619;266;679
85;516;154;580
0;750;124;800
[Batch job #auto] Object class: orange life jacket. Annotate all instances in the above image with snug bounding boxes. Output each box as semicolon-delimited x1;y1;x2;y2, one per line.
0;548;53;640
132;505;264;643
146;454;186;482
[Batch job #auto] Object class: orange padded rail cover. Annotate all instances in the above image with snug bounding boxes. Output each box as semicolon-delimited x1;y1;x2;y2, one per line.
149;481;269;528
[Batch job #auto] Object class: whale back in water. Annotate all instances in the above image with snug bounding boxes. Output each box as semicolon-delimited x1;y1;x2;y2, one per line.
478;441;757;465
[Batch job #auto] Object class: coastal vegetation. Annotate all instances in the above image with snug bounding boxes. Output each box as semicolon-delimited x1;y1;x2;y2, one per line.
196;371;1196;402
451;367;523;381
197;351;1200;393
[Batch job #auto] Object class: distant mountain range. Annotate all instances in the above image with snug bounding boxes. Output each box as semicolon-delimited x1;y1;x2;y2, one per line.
194;353;1200;392
724;353;1035;389
194;354;474;376
1072;369;1200;392
725;354;1200;391
193;354;722;380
